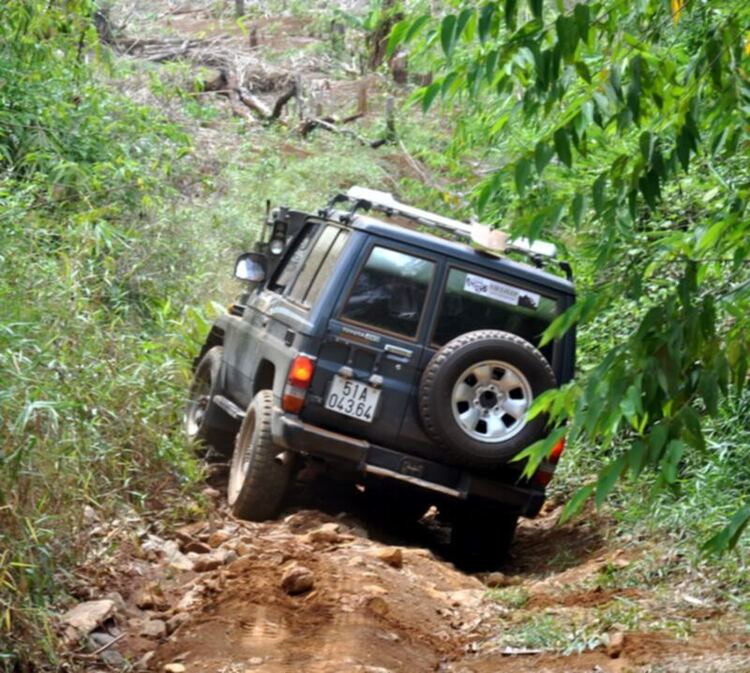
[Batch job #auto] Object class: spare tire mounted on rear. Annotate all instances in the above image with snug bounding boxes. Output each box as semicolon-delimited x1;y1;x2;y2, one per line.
419;330;556;466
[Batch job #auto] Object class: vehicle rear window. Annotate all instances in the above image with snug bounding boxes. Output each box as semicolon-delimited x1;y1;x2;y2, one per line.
288;225;342;305
433;268;558;349
269;221;321;294
340;246;435;338
304;229;350;306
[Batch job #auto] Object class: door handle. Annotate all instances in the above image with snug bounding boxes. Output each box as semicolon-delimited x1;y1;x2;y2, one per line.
384;344;413;359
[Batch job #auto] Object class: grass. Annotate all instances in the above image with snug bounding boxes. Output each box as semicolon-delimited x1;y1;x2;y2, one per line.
490;598;692;655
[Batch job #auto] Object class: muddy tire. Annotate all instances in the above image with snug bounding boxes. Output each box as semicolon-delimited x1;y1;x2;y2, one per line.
419;330;556;466
184;346;234;457
228;390;290;521
450;503;519;570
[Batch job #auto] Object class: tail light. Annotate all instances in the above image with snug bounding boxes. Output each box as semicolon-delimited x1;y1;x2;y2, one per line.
282;354;315;414
533;436;566;487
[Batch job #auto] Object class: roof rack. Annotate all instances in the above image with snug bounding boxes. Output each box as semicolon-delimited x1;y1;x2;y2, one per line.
324;187;563;272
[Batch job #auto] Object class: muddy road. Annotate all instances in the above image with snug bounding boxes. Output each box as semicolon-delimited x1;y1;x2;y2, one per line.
69;473;748;673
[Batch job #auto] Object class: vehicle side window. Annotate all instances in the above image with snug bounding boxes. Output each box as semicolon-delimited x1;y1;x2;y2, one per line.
269;221;321;294
288;225;340;304
340;246;435;338
304;230;350;306
433;268;558;351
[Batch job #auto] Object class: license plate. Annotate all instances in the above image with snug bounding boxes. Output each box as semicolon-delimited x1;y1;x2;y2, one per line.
325;375;380;423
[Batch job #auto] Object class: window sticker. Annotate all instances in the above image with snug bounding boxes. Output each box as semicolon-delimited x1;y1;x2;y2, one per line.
463;273;541;309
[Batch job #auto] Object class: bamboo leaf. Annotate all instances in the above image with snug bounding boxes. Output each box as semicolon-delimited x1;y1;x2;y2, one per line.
440;14;457;56
553;127;572;167
515;157;532;196
478;3;496;42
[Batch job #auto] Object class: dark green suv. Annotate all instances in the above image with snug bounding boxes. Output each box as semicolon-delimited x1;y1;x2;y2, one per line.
185;187;575;559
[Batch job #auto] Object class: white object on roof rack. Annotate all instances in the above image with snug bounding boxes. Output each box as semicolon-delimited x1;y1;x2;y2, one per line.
346;186;557;260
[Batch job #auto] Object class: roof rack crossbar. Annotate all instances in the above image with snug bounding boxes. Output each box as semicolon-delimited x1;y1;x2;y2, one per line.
337;186;558;264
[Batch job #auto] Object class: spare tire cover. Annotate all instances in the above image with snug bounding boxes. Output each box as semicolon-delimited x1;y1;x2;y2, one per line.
419;330;556;466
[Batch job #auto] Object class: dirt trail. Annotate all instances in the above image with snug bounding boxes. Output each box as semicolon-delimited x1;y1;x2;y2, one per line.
98;476;748;673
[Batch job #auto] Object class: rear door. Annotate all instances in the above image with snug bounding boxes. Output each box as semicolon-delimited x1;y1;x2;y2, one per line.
301;240;440;447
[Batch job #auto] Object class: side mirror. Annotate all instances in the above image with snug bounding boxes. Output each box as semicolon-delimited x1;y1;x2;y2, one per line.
234;252;267;283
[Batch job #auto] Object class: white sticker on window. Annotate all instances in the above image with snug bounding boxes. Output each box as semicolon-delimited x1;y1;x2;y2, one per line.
463;273;541;309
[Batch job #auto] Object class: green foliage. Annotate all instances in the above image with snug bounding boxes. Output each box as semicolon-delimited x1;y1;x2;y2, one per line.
393;0;750;550
0;2;206;669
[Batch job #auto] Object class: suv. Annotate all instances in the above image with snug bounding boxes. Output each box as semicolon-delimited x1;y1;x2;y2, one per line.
185;187;575;559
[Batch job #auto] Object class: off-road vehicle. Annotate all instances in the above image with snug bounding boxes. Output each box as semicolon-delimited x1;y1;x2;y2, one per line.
185;187;575;558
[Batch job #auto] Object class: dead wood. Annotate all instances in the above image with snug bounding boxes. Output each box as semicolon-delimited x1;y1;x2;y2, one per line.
237;89;272;119
270;83;298;121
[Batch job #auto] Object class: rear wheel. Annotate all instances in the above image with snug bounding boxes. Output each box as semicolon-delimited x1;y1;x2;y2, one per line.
228;390;290;521
184;346;234;457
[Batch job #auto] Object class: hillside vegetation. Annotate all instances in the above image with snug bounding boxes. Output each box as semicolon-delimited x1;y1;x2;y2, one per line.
1;1;748;671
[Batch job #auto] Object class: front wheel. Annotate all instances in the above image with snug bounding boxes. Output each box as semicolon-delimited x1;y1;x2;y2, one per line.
228;390;291;521
184;346;234;456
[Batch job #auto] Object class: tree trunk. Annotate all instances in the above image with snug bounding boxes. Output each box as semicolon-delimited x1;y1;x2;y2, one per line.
235;0;245;18
367;0;401;70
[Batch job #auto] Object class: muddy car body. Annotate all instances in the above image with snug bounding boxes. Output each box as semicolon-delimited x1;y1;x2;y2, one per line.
186;188;575;558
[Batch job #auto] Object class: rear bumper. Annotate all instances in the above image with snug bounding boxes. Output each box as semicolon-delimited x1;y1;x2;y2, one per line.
272;410;545;518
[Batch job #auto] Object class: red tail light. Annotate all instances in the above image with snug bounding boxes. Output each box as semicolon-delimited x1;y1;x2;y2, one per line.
533;436;566;487
288;355;315;388
282;355;316;414
549;437;566;463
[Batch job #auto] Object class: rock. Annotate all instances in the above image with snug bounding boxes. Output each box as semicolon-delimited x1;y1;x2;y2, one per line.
166;612;190;635
445;590;484;609
88;631;116;649
101;648;127;668
60;599;116;642
375;547;403;569
484;572;519;588
207;529;231;548
247;657;264;666
136;652;155;671
306;524;345;545
169;556;195;572
174;521;208;544
607;631;625;658
176;586;204;611
141;535;168;559
366;596;389;616
181;540;212;554
157;539;194;571
164;664;187;673
102;591;127;615
280;564;315;595
139;619;167;639
201;487;221;501
134;583;169;611
235;542;254;556
192;550;227;572
83;505;99;525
